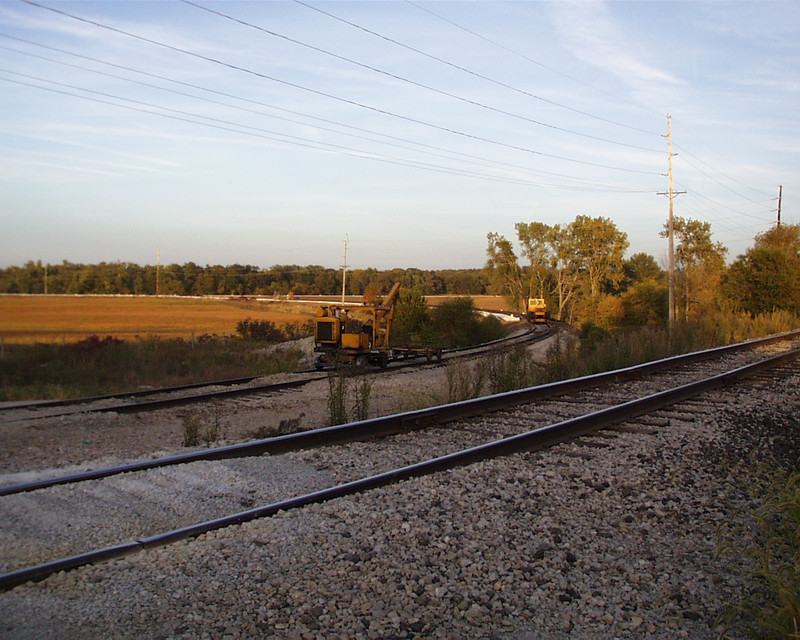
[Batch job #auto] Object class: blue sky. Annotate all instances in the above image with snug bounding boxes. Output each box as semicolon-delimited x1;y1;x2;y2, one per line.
1;0;797;271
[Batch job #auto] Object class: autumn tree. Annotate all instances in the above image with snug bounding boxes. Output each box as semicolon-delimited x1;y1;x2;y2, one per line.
514;221;580;321
569;215;629;324
485;232;526;312
660;217;727;320
515;221;553;299
754;223;800;257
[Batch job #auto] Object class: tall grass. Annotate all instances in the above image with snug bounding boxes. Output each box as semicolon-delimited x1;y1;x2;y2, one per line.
415;310;799;406
716;468;800;639
0;335;305;401
326;369;373;426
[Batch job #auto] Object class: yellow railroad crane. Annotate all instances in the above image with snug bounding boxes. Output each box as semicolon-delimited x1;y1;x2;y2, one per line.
313;282;440;369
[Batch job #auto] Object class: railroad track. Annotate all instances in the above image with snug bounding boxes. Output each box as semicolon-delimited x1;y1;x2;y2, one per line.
0;322;546;419
2;330;798;592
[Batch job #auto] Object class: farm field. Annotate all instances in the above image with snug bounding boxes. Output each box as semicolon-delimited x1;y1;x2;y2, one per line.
0;295;317;344
0;294;512;344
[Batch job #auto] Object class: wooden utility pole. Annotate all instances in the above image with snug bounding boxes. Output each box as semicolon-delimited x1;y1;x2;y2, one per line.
658;114;684;329
777;185;783;227
341;236;348;303
156;249;161;297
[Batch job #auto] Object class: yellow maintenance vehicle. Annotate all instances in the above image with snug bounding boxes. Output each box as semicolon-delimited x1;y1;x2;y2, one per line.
526;297;550;323
313;282;441;369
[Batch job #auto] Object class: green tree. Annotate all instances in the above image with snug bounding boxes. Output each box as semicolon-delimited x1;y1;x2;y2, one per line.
392;288;430;345
723;246;800;315
571;215;629;302
485;232;526;312
622;253;664;288
431;297;484;348
661;217;727;320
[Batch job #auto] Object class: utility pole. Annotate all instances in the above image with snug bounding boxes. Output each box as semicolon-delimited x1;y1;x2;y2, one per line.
341;235;348;304
777;185;783;227
658;114;685;330
156;249;161;297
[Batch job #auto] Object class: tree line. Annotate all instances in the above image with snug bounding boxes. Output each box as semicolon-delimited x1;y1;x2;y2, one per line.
486;215;800;328
0;262;490;297
4;218;797;328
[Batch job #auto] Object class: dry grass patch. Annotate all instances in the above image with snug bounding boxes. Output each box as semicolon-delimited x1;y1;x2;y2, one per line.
0;295;316;344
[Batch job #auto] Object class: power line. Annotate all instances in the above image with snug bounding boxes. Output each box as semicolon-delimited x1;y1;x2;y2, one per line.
404;0;662;127
0;36;654;189
294;0;661;138
0;69;655;193
183;0;662;154
19;0;661;176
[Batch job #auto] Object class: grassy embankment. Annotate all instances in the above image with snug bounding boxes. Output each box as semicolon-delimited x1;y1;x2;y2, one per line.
0;294;513;401
0;295;318;400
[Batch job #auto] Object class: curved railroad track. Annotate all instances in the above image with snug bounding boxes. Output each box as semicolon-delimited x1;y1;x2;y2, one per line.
2;330;798;593
0;322;547;419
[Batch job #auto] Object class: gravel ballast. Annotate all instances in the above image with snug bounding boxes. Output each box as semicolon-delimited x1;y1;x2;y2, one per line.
1;351;799;638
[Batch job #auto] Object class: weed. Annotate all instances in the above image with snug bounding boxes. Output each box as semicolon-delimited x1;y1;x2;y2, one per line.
181;405;226;447
326;369;373;425
0;336;304;401
327;370;349;426
443;360;486;403
716;468;800;639
486;345;537;394
352;377;372;422
248;413;305;439
181;414;204;447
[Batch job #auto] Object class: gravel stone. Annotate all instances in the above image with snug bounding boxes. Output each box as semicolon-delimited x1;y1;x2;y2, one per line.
1;340;798;639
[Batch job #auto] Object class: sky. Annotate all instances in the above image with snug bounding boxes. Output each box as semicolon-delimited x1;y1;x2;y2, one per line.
1;0;798;272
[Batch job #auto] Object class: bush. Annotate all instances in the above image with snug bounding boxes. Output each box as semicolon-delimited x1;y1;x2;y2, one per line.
235;319;284;342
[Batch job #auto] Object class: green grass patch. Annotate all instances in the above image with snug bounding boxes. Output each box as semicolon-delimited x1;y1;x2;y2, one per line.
0;335;304;401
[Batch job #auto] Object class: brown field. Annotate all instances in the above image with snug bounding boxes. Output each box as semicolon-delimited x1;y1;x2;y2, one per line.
0;295;319;344
0;294;513;344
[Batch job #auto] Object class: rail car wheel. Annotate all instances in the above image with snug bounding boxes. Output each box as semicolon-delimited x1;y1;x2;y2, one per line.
355;355;369;367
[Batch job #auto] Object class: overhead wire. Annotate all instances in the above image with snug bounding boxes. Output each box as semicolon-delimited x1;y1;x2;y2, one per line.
1;68;654;193
19;0;661;176
404;0;663;125
291;0;661;138
401;0;780;234
180;0;663;153
10;0;786;251
0;35;654;190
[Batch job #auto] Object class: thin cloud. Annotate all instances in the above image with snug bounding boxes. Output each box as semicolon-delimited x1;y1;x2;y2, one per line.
547;0;682;108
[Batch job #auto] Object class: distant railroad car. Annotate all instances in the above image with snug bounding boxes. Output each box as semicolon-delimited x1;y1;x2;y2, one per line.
526;297;549;323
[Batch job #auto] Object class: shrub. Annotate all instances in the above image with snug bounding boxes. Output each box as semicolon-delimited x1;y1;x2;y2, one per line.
235;318;284;342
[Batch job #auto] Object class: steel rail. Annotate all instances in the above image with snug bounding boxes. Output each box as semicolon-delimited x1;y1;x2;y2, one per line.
0;375;266;411
1;322;541;415
2;345;798;592
2;329;798;497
